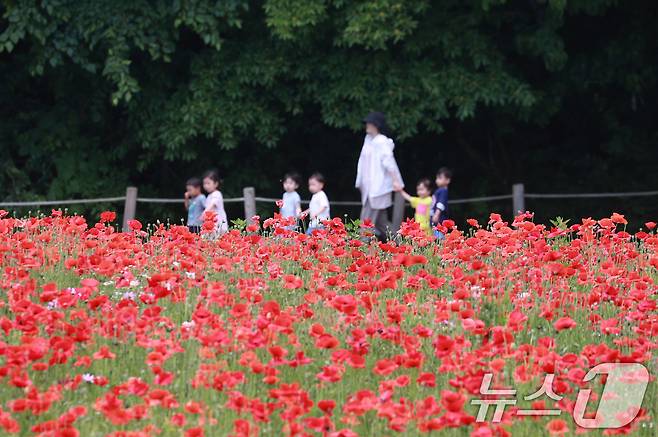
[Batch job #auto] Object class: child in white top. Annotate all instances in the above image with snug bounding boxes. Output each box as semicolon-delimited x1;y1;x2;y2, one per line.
202;169;228;236
303;172;330;234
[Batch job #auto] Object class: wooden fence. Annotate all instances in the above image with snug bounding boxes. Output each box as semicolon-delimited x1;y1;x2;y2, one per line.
3;184;658;232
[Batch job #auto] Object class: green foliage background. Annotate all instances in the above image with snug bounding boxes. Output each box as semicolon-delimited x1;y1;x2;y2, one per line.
1;0;656;225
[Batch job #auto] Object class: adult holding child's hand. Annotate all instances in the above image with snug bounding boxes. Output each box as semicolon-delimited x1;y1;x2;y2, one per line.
355;112;404;241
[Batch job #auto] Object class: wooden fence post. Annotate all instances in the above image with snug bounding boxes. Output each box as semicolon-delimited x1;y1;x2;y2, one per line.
392;191;405;233
122;186;138;231
512;183;525;215
243;187;256;224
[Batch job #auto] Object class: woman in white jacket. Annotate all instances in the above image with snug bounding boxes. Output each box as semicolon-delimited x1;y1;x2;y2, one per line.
355;112;404;241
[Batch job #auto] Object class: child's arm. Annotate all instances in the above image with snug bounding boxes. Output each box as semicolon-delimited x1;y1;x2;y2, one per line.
204;198;216;212
433;190;448;223
184;193;190;210
295;194;302;217
389;171;402;192
431;192;440;223
398;189;412;202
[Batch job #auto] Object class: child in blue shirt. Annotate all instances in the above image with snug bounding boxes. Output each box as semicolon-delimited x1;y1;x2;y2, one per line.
184;177;206;233
280;172;302;229
431;167;452;239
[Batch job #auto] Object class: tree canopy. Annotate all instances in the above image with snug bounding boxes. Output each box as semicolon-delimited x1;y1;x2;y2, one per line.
1;0;656;223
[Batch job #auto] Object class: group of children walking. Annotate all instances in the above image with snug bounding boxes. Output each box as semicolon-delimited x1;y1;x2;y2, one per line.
279;172;330;233
398;167;452;238
184;167;452;239
183;169;228;235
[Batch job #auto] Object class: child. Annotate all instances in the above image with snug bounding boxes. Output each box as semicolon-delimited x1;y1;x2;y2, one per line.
431;167;452;239
280;172;302;227
184;177;206;233
202;169;229;236
303;172;330;234
398;178;434;236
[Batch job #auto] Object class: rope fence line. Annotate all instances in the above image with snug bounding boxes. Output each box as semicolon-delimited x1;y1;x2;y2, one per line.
255;196;361;206
450;194;513;204
525;190;658;199
7;190;658;208
0;197;126;207
137;197;246;204
2;184;658;231
0;194;518;208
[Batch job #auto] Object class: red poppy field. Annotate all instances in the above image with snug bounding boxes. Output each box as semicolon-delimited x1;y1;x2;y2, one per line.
0;210;657;436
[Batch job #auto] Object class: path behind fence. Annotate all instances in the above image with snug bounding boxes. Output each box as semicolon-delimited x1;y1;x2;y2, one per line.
2;184;658;231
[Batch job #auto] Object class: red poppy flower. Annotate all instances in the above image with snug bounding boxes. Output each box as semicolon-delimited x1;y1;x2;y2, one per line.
373;359;398;376
546;419;569;435
127;219;142;231
554;317;577;331
318;399;336;415
440;390;466;412
100;211;116;223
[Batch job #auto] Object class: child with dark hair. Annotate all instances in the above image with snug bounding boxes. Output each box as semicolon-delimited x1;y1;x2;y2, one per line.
184;177;206;233
431;167;452;239
202;169;228;235
397;178;434;236
280;172;302;224
303;172;330;234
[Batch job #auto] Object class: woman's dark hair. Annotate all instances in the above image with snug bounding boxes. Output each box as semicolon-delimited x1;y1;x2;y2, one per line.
417;178;432;191
186;177;202;188
202;169;222;187
283;171;302;186
309;172;326;185
363;111;391;137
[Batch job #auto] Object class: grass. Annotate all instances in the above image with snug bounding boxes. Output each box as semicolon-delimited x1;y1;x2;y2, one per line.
0;214;656;436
